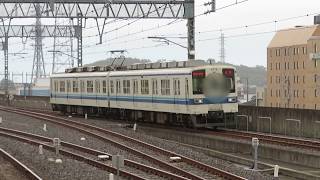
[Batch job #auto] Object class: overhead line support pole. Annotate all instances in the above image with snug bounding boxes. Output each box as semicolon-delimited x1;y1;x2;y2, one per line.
77;13;83;67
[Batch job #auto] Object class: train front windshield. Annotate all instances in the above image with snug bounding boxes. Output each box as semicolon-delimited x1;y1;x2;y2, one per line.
192;68;235;96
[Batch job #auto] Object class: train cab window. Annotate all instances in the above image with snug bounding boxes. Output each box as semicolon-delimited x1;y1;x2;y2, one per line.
102;80;107;94
59;81;65;92
116;80;121;94
192;70;205;94
123;80;130;94
141;80;149;95
133;80;139;94
87;80;94;93
152;79;158;95
67;80;71;93
161;80;170;95
110;80;114;94
95;80;101;94
174;79;180;95
72;80;79;93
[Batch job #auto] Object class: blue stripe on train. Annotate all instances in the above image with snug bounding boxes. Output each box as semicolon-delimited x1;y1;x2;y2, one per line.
51;94;236;105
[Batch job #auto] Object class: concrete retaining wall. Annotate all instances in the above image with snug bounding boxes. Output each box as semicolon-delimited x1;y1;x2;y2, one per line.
238;106;320;138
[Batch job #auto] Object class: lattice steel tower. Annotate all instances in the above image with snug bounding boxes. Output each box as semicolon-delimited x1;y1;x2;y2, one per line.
31;3;46;84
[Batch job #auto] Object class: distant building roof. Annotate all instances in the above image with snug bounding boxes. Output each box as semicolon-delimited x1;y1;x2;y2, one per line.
268;25;320;48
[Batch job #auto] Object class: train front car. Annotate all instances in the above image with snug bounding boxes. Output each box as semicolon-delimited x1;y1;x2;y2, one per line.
190;65;238;128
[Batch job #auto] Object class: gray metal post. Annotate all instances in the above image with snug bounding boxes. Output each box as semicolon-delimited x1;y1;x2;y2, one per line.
187;17;195;60
77;13;83;67
252;137;259;170
3;36;9;95
185;0;195;61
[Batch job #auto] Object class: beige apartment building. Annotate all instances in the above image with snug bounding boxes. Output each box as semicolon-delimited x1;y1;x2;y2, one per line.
266;22;320;109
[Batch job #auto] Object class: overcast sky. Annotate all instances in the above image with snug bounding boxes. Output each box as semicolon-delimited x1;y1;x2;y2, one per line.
1;0;320;81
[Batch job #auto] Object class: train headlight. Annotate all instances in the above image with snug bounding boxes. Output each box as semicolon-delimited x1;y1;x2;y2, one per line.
194;98;204;104
228;97;237;103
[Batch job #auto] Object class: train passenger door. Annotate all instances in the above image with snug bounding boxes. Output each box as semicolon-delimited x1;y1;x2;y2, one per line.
173;78;180;110
185;78;190;111
106;73;110;108
133;79;138;108
151;79;158;109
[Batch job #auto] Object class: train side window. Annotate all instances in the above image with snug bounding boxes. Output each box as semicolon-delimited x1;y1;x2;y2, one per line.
123;80;130;94
141;80;149;95
60;81;65;92
87;80;94;93
102;80;107;94
133;80;139;94
174;79;180;95
116;80;121;94
110;80;114;94
67;80;71;93
161;80;170;95
152;79;158;95
73;80;79;93
95;80;101;94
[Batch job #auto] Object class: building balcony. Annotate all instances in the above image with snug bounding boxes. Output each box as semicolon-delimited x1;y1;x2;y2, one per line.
310;53;320;60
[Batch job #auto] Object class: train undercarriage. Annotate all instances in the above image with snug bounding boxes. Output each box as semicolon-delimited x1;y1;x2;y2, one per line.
52;104;236;129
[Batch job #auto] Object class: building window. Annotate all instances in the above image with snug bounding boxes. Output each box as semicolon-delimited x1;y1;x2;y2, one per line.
284;48;287;56
59;81;65;92
133;80;139;94
315;74;318;83
314;43;317;53
303;90;305;98
72;80;78;93
141;80;149;95
270;63;272;70
161;79;170;95
110;80;114;94
315;89;318;97
116;80;121;94
87;80;93;93
174;79;181;95
302;47;307;54
152;79;158;95
123;80;130;94
95;80;100;93
102;80;107;94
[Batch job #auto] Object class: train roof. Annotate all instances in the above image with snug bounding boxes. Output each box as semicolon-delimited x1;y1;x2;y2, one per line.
51;64;235;78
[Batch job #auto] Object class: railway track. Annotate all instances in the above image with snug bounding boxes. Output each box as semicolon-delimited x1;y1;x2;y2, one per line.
0;127;188;180
0;106;246;180
209;129;320;151
0;148;42;180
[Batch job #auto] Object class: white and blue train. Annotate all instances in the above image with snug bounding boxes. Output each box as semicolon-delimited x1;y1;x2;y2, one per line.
50;61;238;128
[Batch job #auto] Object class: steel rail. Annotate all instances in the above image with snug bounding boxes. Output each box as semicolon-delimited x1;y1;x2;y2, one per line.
0;148;42;180
0;126;189;180
0;131;146;180
207;130;320;151
0;106;247;180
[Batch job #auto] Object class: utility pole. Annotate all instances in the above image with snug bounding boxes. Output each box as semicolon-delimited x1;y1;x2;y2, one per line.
220;32;225;63
246;78;249;102
187;0;196;61
77;13;83;67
